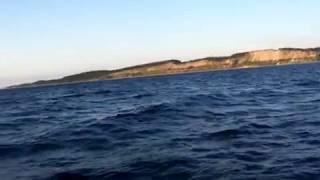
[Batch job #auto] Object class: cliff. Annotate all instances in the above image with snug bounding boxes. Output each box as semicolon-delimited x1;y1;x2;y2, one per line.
9;47;320;88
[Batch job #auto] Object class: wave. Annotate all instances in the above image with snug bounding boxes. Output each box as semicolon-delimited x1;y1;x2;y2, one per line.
201;128;251;140
131;93;153;99
60;93;84;98
248;123;272;129
57;89;112;99
295;79;319;87
0;142;63;159
45;172;89;180
92;89;112;95
104;103;178;120
45;158;196;180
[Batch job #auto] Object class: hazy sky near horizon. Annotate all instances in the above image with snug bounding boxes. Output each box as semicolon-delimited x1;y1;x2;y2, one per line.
1;0;320;87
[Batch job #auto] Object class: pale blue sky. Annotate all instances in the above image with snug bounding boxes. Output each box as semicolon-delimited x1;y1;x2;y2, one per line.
1;0;319;87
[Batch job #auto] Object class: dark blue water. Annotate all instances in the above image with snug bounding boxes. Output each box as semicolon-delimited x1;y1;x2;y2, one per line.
1;63;320;180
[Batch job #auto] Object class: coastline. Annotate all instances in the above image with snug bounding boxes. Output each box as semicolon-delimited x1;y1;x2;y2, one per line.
5;60;319;90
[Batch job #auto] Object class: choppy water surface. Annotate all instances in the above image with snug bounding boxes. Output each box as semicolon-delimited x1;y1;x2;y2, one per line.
1;63;320;180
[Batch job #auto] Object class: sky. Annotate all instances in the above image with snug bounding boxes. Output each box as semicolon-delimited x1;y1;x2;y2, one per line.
0;0;319;87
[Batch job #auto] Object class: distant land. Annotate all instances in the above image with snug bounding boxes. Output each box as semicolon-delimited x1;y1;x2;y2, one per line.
8;47;320;89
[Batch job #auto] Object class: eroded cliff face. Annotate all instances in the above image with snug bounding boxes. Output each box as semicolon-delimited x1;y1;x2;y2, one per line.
10;47;320;88
232;49;319;63
107;48;320;79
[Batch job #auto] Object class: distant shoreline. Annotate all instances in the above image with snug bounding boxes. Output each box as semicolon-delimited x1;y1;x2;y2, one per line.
7;47;320;89
6;60;319;90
